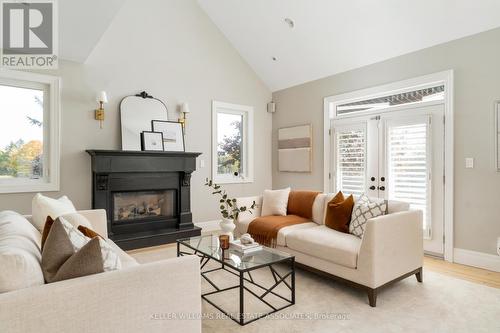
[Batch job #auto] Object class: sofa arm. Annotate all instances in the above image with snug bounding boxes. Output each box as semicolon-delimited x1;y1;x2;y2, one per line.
357;210;423;288
78;209;108;238
0;256;202;333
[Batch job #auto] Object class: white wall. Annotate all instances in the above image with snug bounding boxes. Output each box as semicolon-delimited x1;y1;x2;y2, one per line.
272;27;500;256
0;0;272;222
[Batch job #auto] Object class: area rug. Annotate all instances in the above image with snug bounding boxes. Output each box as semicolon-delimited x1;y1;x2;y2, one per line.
130;246;500;333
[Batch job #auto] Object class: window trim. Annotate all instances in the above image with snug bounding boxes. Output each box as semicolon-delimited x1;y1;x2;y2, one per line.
212;100;254;184
0;69;61;193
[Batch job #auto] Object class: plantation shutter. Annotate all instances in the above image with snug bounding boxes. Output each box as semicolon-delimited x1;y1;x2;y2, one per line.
387;120;430;232
335;127;366;196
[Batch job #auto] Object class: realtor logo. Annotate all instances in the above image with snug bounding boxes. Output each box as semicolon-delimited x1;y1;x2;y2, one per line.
1;0;58;68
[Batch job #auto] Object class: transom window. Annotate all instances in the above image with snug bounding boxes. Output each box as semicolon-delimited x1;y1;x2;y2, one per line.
212;101;254;184
0;70;60;193
336;85;444;116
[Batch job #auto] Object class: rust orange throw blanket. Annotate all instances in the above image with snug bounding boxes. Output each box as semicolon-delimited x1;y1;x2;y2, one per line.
247;215;309;247
247;190;320;247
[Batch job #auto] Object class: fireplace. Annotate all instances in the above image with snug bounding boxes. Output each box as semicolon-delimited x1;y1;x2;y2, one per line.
87;150;201;250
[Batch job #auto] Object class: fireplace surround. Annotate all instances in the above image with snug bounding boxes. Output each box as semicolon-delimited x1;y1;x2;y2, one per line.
87;150;201;250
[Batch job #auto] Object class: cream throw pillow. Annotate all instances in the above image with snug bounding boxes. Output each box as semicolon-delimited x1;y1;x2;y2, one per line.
42;219;104;283
32;193;77;231
58;217;122;272
0;211;45;293
261;188;291;216
59;212;93;229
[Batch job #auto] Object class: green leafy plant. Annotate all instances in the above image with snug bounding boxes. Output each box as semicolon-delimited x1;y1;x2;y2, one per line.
205;178;256;220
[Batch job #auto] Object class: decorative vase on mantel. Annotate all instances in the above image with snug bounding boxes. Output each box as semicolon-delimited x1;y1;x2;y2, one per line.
219;218;236;241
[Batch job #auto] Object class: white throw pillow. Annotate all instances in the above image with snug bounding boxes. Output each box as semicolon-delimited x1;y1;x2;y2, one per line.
312;193;327;224
349;194;387;238
261;188;291;216
59;212;93;229
0;211;45;293
32;193;77;231
58;217;121;272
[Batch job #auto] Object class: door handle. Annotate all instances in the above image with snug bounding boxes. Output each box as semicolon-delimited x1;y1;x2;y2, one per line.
369;186;376;190
378;186;385;191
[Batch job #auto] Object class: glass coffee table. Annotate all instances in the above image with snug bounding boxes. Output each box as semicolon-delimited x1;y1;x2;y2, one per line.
177;235;295;326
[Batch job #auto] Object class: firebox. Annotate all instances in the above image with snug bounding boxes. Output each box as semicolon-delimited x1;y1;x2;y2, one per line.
113;190;176;223
87;150;202;250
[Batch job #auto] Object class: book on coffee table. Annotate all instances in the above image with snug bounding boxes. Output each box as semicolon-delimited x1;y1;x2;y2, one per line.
230;239;263;253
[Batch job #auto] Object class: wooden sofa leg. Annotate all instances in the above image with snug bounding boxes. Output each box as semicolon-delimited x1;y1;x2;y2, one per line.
415;267;423;283
367;289;377;307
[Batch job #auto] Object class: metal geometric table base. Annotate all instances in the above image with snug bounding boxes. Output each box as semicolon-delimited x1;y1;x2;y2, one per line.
177;243;295;326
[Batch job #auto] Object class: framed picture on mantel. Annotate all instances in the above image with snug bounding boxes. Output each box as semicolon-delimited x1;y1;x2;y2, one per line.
152;120;185;152
140;131;164;151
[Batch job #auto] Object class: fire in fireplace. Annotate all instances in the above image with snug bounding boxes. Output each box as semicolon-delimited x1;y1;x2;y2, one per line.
113;190;175;222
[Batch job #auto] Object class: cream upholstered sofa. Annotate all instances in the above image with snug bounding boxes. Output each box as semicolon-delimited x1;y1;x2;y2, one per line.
235;194;423;307
0;209;201;333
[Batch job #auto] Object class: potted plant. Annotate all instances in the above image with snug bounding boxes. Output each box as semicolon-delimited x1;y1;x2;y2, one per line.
205;178;256;240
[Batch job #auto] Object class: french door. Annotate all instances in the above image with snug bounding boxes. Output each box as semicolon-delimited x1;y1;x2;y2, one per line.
331;104;445;255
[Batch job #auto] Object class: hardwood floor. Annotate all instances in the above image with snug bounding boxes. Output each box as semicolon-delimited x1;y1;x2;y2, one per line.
424;256;500;289
127;245;500;289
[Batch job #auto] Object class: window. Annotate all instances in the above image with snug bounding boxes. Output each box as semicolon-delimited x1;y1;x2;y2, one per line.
212;101;253;183
0;70;60;193
334;125;366;196
336;85;444;116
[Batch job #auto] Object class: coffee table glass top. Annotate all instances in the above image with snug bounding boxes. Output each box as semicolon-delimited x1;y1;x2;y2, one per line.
177;234;293;271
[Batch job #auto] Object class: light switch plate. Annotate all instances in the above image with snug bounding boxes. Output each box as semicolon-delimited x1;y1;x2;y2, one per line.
200;159;205;168
465;158;474;169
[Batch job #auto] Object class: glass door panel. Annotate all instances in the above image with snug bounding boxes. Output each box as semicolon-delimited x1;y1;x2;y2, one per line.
386;118;430;231
333;124;367;196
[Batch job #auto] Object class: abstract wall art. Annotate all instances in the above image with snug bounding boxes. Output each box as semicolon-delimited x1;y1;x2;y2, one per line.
278;124;312;172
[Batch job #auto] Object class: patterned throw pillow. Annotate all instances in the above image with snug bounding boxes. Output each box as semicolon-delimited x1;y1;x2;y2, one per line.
349;194;387;238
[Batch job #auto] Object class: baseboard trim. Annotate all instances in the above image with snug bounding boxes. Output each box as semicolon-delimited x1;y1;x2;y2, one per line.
194;220;220;233
454;248;500;272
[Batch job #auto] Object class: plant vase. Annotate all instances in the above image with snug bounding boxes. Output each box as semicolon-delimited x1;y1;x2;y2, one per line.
220;218;236;241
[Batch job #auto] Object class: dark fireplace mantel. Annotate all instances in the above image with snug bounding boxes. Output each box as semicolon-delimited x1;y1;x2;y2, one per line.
86;150;202;250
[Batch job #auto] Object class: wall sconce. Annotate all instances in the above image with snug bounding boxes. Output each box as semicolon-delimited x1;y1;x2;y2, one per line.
95;91;108;129
178;102;190;133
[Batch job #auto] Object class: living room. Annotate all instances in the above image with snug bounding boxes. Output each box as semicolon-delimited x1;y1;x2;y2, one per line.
0;0;499;332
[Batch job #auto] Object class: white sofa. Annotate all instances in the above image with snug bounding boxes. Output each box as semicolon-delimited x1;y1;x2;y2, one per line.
0;210;202;333
235;194;423;307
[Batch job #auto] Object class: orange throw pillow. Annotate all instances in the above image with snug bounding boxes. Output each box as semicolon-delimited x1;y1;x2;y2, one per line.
324;191;354;233
41;216;55;250
77;225;103;239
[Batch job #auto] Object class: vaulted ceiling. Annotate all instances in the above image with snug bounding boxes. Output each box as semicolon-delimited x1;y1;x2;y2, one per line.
59;1;500;92
197;0;500;91
59;0;125;62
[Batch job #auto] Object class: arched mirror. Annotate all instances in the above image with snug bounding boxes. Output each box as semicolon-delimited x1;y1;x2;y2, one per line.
120;91;168;151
